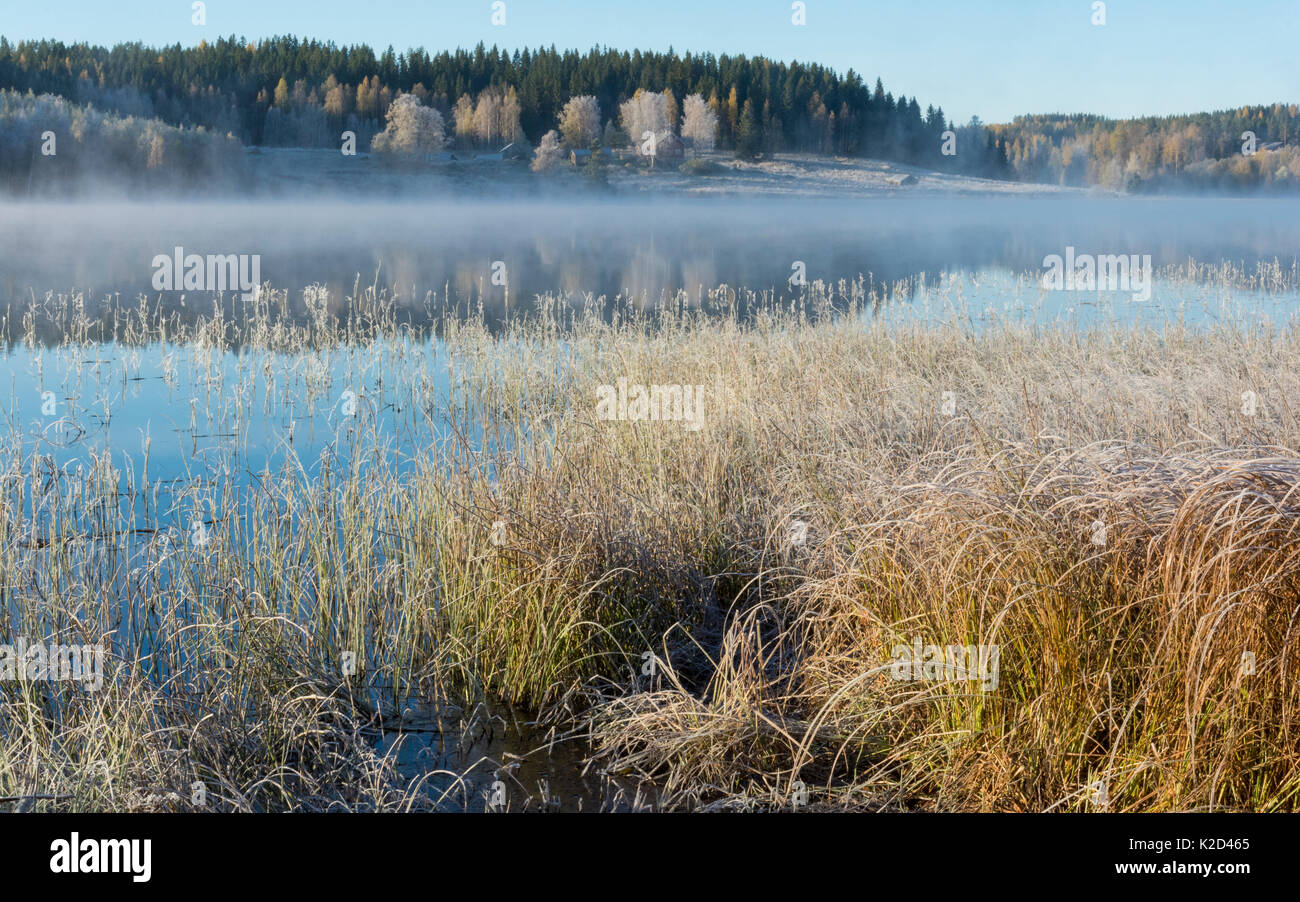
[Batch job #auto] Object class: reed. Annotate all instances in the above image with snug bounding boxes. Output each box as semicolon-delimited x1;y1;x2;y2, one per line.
2;271;1299;810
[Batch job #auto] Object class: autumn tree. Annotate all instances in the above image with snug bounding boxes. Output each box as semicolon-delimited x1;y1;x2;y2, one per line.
531;129;565;171
558;95;601;148
499;86;523;145
619;90;671;149
323;75;351;119
472;89;500;146
681;93;718;154
452;94;475;146
370;92;447;154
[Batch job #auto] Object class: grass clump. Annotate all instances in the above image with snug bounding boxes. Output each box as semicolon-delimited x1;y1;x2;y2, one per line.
3;273;1300;810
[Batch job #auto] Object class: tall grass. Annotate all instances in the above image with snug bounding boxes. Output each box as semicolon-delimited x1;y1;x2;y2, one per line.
2;274;1299;810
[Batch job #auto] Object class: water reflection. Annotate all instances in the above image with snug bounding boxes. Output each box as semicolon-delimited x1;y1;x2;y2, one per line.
4;196;1298;334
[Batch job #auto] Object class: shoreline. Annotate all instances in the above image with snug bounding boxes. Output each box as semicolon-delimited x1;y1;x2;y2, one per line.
246;145;1092;200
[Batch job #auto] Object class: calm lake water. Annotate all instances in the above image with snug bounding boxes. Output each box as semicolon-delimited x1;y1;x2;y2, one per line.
3;195;1299;328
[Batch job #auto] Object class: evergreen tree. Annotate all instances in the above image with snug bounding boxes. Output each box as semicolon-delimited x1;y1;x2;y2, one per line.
735;98;760;160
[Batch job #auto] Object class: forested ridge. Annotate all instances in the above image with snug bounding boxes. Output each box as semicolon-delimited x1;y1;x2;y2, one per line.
1;35;1295;191
0;36;1002;169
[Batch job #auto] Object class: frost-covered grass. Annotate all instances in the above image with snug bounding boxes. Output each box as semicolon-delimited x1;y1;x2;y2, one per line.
3;275;1300;811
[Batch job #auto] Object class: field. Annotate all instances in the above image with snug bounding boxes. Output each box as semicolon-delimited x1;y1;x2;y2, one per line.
246;147;1075;199
2;274;1298;812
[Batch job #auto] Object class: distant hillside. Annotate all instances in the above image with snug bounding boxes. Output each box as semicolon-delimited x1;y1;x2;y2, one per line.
991;106;1299;192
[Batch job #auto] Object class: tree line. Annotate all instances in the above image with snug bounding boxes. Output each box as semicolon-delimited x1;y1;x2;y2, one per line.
1;35;1291;191
0;35;1006;170
992;105;1300;191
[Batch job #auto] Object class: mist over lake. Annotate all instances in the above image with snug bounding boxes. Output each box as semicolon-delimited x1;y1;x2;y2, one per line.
4;195;1299;332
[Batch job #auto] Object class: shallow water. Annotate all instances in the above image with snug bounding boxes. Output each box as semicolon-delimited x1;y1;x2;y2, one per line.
1;338;451;529
371;701;655;812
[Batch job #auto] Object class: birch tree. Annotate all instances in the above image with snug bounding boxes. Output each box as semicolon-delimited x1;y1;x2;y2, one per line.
619;90;671;150
558;95;601;148
681;93;718;153
371;93;447;154
531;129;566;171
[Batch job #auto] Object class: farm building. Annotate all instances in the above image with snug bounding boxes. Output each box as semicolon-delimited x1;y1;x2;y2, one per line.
636;132;686;161
476;142;529;162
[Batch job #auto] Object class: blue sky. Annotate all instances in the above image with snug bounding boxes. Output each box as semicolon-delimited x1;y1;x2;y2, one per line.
2;0;1296;123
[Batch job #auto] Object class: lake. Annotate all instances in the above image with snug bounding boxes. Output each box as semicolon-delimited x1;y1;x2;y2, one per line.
4;195;1299;331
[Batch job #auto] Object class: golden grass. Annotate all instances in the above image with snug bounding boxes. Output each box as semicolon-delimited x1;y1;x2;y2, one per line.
3;277;1299;810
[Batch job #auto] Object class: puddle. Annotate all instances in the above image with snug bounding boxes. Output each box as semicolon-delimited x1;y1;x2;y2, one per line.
370;701;658;812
